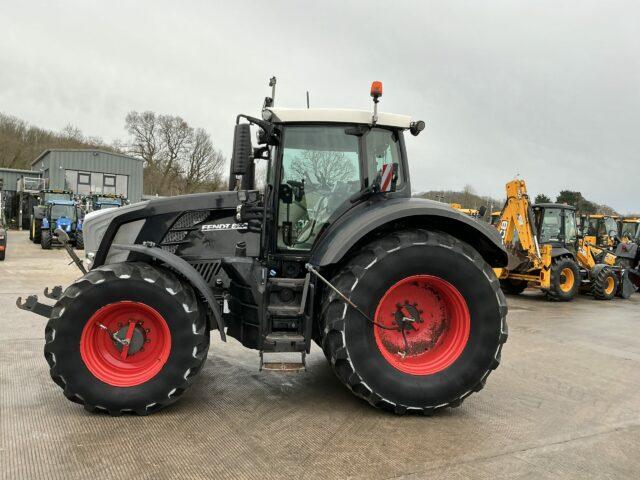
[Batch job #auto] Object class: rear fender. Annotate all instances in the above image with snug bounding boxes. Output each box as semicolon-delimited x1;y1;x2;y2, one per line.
550;246;574;259
111;243;226;341
310;197;507;268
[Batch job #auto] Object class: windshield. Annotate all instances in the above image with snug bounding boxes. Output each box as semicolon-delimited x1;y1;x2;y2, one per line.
96;203;118;210
50;204;76;221
43;192;72;202
621;222;638;239
539;208;562;243
602;217;617;237
278;126;361;250
96;196;122;205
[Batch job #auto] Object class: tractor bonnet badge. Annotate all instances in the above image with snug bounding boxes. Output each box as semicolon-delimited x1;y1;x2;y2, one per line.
201;223;248;232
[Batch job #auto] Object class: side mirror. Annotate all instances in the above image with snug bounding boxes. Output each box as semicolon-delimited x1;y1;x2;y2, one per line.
231;124;253;175
478;206;487;218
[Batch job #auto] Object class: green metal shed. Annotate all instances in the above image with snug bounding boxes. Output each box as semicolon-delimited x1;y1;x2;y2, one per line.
31;149;144;202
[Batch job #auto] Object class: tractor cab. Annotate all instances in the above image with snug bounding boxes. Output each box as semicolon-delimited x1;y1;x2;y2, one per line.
579;214;619;248
532;203;579;253
620;218;640;244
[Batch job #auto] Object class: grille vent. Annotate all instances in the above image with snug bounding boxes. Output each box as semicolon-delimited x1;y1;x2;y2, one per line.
190;261;222;283
160;210;210;252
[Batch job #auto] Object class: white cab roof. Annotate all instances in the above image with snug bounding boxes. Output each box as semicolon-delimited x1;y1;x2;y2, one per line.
265;108;412;129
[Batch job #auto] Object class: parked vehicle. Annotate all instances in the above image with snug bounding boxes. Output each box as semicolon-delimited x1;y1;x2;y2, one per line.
40;200;83;250
18;80;509;416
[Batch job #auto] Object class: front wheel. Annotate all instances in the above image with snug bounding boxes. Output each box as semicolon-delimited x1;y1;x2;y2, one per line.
44;262;209;415
32;218;42;243
75;230;84;249
592;266;617;300
40;230;52;249
321;229;508;414
546;257;580;301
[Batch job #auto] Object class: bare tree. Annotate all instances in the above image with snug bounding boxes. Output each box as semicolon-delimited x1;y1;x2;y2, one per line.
156;115;191;193
290;150;355;189
184;128;225;193
124;111;225;195
125;111;162;168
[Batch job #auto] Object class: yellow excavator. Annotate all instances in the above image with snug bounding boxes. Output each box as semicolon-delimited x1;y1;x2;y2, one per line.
578;214;619;249
494;179;639;300
449;203;482;219
494;180;577;300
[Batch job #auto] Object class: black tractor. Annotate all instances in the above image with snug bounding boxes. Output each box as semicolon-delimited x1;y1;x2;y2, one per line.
18;81;509;416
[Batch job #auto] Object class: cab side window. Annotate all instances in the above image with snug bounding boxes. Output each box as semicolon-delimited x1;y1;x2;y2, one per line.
364;128;402;187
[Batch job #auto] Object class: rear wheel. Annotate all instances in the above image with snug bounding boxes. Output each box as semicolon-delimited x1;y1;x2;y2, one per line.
321;229;508;414
592;266;618;300
546;256;580;301
40;230;52;249
44;262;209;415
32;218;42;243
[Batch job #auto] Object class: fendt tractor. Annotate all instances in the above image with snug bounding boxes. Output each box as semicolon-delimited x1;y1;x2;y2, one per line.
29;189;74;244
17;80;509;416
495;179;639;300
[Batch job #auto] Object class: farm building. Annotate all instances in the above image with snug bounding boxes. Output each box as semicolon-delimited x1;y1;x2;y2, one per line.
31;149;143;202
0;149;143;227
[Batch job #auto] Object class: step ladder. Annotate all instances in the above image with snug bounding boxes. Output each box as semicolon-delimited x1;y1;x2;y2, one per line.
259;351;306;372
259;275;310;372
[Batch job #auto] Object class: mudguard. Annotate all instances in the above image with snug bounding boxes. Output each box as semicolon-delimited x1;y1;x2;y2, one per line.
551;246;574;259
310;197;508;268
111;243;226;341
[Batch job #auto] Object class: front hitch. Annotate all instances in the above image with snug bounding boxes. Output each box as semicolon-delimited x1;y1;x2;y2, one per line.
55;228;86;274
16;294;53;318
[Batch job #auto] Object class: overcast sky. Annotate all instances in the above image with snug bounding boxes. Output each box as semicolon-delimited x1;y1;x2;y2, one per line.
1;1;638;212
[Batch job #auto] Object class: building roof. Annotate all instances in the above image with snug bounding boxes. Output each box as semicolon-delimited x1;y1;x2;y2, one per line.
0;167;41;175
265;108;413;128
30;149;144;166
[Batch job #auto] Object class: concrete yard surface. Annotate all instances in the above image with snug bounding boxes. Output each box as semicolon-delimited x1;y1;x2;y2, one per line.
1;230;639;479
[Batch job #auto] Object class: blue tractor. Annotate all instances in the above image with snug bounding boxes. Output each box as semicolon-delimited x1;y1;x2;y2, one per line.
40;200;83;250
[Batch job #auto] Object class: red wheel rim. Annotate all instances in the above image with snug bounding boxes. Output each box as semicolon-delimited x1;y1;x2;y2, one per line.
374;275;470;376
80;301;171;387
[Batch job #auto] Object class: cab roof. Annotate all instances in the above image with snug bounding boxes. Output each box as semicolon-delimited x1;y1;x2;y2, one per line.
46;199;76;206
265;108;412;129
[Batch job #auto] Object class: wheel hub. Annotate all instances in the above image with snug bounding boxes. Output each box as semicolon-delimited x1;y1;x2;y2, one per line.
113;323;148;356
374;275;470;376
80;301;171;387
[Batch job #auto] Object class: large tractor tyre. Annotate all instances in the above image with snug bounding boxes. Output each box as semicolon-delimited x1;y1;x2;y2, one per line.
75;230;84;250
43;262;209;415
591;267;618;300
40;230;52;250
546;256;580;301
32;218;42;243
499;279;528;295
320;229;508;415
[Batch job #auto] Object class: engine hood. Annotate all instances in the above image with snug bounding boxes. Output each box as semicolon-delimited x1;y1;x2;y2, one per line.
91;191;257;268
